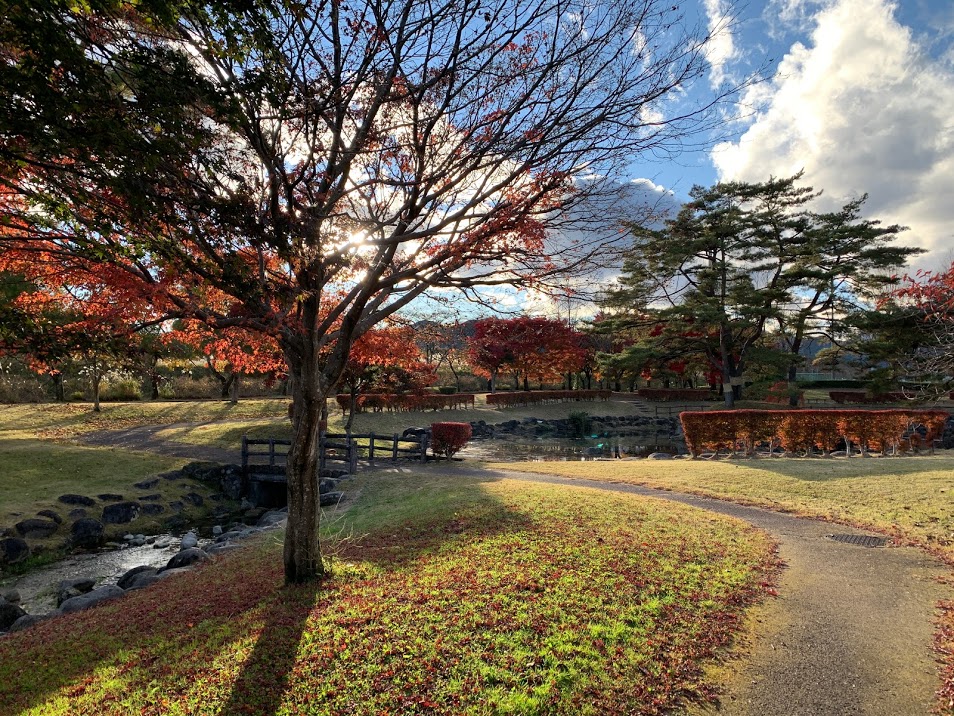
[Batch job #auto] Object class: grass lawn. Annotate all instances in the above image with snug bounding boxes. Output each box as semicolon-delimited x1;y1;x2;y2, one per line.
0;470;777;716
486;456;954;560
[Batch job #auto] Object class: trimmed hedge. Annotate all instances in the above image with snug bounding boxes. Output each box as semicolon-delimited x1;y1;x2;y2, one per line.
680;409;949;458
430;422;473;458
829;391;908;404
336;393;476;413
637;388;716;402
485;390;611;408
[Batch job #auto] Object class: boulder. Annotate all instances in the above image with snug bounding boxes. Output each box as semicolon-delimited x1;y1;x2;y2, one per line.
180;532;198;550
138;493;162;501
9;613;52;632
183;492;205;507
102;501;141;525
55;578;95;606
156;567;194;581
319;492;343;507
646;452;673;460
133;478;160;490
205;543;243;557
59;585;124;614
168;501;184;513
37;509;63;525
212;525;223;536
1;589;20;605
0;538;31;565
58;494;96;507
117;565;158;590
97;493;124;502
70;518;105;548
256;510;287;528
68;508;88;520
0;601;27;630
15;518;59;539
153;537;172;549
140;503;164;516
125;573;162;591
165;547;208;570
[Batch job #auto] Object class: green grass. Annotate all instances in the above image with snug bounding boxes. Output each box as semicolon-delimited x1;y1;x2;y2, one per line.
0;470;777;716
486;456;954;561
0;439;184;521
0;399;292;440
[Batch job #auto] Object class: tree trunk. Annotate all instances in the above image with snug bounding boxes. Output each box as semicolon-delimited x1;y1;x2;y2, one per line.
52;372;65;402
229;373;241;404
284;360;326;584
93;372;102;412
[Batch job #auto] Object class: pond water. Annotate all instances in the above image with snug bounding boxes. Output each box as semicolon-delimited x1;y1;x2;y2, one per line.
1;534;204;614
457;436;685;462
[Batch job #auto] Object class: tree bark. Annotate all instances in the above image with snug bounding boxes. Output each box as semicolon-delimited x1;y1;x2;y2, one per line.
283;359;326;584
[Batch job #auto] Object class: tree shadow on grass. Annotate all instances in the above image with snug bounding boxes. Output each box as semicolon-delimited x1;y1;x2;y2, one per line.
215;580;320;716
0;469;527;715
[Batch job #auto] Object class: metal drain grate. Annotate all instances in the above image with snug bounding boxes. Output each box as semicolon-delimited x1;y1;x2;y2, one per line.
828;534;888;548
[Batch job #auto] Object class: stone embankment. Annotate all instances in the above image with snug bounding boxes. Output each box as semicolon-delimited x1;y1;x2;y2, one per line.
0;507;292;636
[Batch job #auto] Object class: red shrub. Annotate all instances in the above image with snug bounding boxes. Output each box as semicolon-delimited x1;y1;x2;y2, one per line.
680;408;949;457
486;390;610;408
430;422;473;457
638;388;715;402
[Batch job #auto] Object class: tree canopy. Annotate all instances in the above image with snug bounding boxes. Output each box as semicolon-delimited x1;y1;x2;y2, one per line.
598;175;917;405
1;0;739;582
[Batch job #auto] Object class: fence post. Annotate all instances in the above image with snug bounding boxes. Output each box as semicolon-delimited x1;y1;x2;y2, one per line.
369;432;375;463
392;433;399;461
350;441;358;474
268;439;275;466
241;436;248;470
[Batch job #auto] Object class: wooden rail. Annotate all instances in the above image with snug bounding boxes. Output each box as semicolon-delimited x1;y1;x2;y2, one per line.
242;431;428;477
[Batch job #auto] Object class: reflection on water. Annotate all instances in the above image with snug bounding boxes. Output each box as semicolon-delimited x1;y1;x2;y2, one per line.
458;436;684;462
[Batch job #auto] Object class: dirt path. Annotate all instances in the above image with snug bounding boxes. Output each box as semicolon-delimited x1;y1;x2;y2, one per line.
81;423;236;463
449;466;949;716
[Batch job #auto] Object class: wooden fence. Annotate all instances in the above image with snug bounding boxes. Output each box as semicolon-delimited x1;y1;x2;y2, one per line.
241;431;428;477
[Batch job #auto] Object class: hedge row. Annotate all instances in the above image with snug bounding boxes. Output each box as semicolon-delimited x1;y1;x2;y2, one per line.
430;422;473;458
829;391;908;404
336;393;477;413
637;388;716;402
679;409;949;457
485;390;611;408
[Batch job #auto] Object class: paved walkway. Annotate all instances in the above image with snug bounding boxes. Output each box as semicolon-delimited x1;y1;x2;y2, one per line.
446;465;950;716
79;424;950;715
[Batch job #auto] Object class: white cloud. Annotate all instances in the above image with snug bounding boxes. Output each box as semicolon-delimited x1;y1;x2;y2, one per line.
711;0;954;269
701;0;738;87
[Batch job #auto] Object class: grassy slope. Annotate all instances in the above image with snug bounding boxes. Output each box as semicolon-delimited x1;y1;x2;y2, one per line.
0;471;777;716
488;456;954;715
486;456;954;560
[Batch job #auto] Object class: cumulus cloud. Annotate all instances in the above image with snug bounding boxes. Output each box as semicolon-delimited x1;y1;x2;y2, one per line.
711;0;954;269
701;0;738;87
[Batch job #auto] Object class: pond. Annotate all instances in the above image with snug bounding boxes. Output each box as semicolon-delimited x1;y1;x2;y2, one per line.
457;436;685;462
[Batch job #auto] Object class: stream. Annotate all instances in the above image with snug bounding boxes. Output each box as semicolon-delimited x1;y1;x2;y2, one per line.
1;534;205;614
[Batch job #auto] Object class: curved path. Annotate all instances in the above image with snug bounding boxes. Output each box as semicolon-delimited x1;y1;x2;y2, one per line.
445;465;949;716
78;423;950;715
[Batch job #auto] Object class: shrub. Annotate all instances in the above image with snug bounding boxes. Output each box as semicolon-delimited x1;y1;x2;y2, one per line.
437;386;458;394
485;390;611;408
567;411;592;438
637;388;715;402
430;422;473;458
680;408;950;458
99;375;142;401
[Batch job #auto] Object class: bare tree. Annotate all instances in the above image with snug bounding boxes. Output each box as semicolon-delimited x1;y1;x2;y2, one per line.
1;0;742;582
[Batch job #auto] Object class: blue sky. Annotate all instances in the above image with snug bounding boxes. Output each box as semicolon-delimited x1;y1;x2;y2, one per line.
627;0;954;271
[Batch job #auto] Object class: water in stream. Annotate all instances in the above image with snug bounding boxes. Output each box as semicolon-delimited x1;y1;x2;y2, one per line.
1;535;200;614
